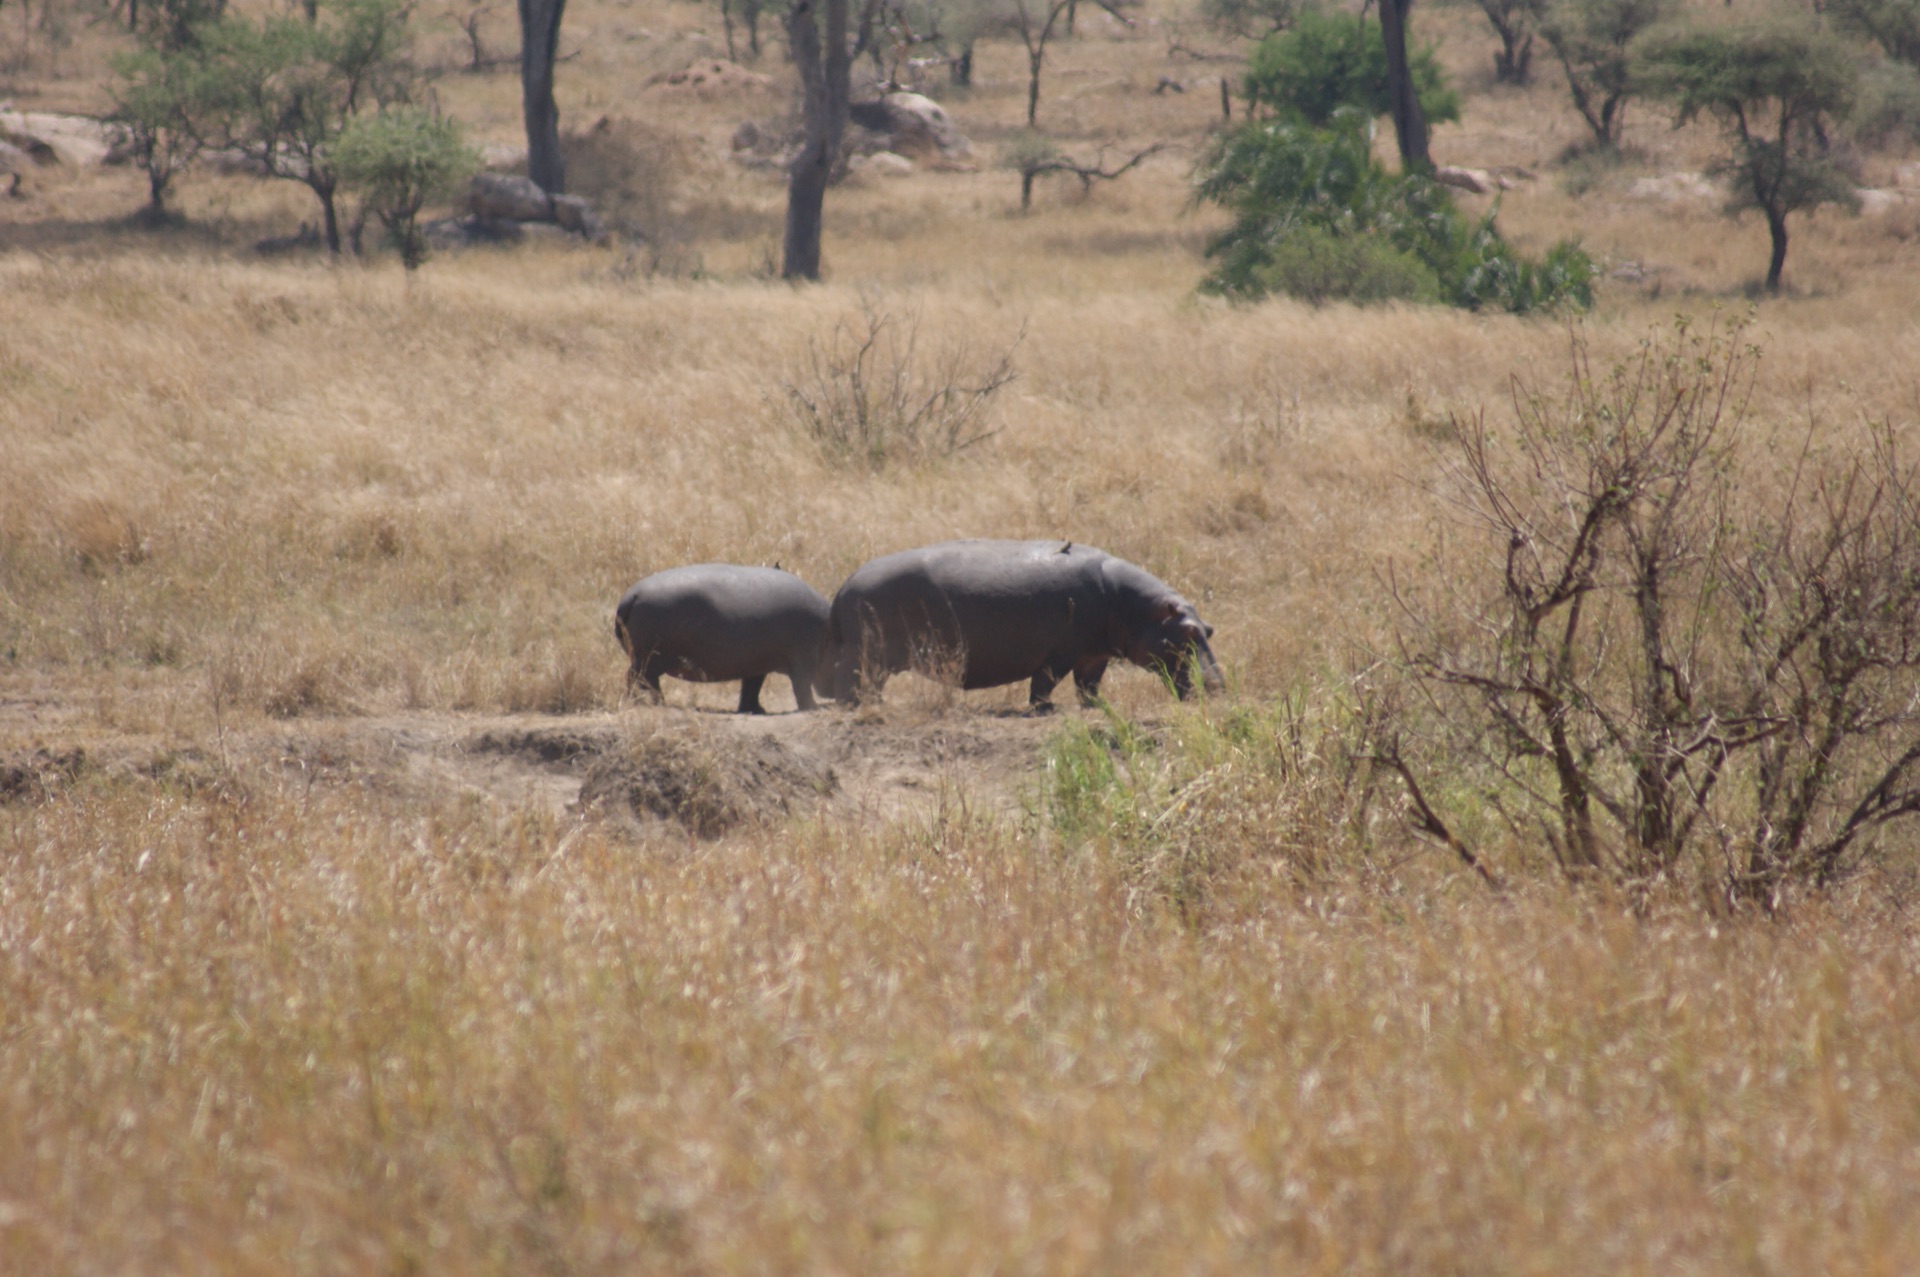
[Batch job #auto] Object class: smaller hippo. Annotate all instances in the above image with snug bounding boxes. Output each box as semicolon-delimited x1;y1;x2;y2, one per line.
825;539;1224;710
614;564;830;714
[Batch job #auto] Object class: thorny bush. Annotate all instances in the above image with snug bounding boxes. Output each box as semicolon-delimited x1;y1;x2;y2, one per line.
1382;314;1920;903
783;296;1021;469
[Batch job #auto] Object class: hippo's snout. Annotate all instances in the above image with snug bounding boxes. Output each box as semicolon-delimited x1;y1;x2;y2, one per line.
1173;636;1225;699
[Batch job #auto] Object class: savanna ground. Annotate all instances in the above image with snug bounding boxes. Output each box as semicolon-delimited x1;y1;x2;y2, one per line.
6;0;1920;1269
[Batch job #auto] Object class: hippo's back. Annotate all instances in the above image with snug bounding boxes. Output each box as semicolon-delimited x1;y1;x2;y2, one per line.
621;564;828;625
838;540;1110;606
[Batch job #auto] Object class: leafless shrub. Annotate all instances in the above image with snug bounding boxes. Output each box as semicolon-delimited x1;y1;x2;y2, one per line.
1383;314;1920;902
782;295;1021;469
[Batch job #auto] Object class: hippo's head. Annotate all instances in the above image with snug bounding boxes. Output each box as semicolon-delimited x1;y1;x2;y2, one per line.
1128;596;1224;699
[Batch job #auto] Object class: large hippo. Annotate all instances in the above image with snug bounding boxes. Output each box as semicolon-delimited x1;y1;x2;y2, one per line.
614;565;830;714
825;540;1224;709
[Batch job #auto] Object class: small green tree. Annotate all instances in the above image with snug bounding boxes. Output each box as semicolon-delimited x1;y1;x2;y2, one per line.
1476;0;1543;85
1243;8;1459;130
1638;20;1859;293
107;46;204;223
192;0;413;254
1539;0;1672;149
1196;109;1594;311
335;107;477;268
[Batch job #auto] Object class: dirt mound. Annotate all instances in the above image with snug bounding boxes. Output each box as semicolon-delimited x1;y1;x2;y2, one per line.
577;722;835;837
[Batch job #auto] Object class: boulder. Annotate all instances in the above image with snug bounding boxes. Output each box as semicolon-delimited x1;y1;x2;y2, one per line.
849;151;915;179
479;141;529;173
551;193;609;243
424;216;528;250
1628;172;1718;204
847;92;971;162
0;111;113;167
467;172;554;222
1436;165;1494;195
1857;188;1914;216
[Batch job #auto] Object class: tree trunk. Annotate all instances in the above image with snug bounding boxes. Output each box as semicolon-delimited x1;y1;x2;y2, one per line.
518;0;568;194
1765;208;1788;292
950;41;972;86
1377;0;1430;171
316;179;342;254
1026;47;1043;126
782;0;848;280
1021;168;1035;210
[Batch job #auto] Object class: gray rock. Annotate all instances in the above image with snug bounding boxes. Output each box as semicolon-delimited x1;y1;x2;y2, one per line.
467;172;554;222
551;193;611;243
1436;165;1493;195
0;111;112;167
848;92;971;162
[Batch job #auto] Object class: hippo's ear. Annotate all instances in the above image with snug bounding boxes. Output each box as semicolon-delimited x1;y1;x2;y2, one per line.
1154;599;1182;622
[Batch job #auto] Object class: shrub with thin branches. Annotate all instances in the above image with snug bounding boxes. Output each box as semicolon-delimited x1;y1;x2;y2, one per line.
1384;314;1920;901
782;297;1021;469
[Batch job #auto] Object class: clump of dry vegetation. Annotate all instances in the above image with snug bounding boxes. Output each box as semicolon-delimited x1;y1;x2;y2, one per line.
5;0;1920;1266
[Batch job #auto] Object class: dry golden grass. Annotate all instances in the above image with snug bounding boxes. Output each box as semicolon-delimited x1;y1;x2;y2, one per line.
5;0;1920;1269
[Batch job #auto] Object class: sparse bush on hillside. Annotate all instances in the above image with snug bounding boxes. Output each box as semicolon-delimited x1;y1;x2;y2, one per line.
335;106;478;268
1196;110;1594;311
782;296;1021;469
1388;315;1920;900
1636;18;1860;292
1242;8;1459;129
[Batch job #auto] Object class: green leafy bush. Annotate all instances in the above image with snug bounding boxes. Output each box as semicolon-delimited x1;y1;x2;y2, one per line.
335;108;478;269
1196;111;1594;312
1243;8;1460;128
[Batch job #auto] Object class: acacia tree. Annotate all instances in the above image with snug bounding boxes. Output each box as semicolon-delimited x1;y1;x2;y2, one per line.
193;0;412;253
1476;0;1542;85
1638;21;1858;292
1539;0;1670;149
1008;0;1132;127
108;44;203;222
518;0;566;191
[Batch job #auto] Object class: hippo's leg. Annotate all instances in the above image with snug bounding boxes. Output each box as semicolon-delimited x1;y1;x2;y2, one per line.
1028;653;1079;713
1073;658;1110;707
789;657;820;712
632;653;672;704
737;675;768;715
629;662;665;704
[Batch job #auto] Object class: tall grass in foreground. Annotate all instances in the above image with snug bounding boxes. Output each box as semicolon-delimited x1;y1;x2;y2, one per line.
3;773;1919;1273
